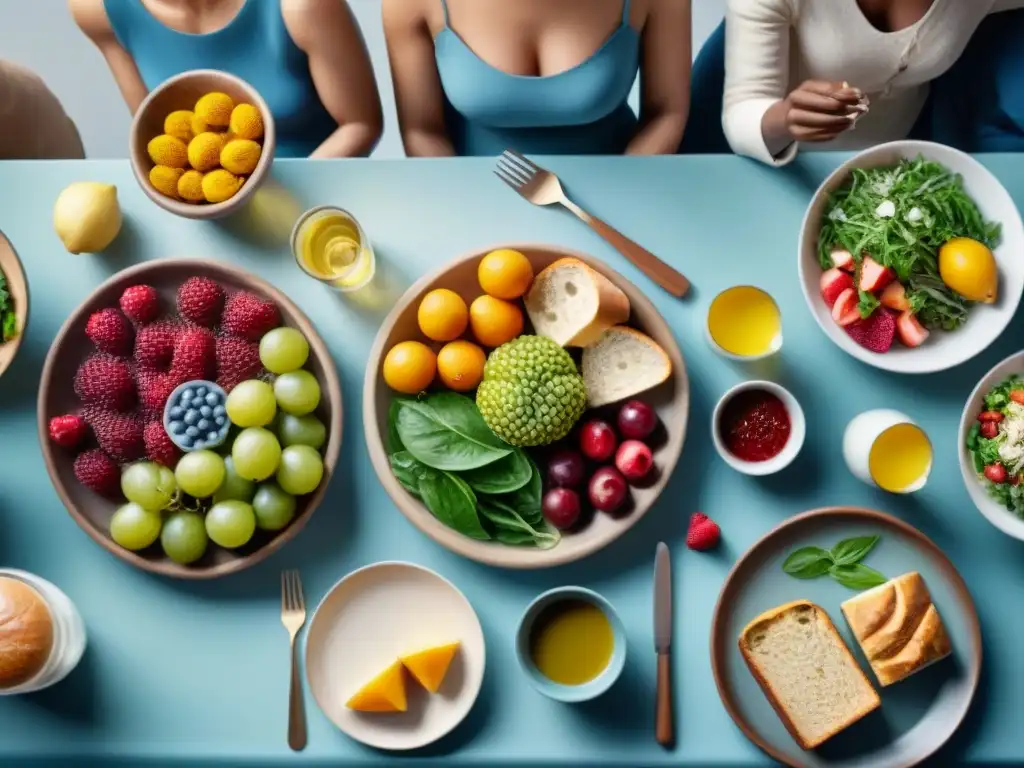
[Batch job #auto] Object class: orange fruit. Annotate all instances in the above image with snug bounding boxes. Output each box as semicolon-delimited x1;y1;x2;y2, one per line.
436;341;486;392
477;249;534;299
382;341;436;394
469;295;524;348
417;289;469;341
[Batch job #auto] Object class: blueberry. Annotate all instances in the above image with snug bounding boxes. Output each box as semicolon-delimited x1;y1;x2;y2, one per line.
197;419;211;431
206;392;220;406
169;406;185;420
179;435;194;449
199;405;213;418
180;387;194;403
195;385;208;396
207;431;220;442
215;415;226;427
184;410;199;426
213;405;226;418
185;425;200;438
168;421;185;435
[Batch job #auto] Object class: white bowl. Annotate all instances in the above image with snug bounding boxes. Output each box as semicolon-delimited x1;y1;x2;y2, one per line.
711;380;806;476
958;350;1024;540
798;140;1024;374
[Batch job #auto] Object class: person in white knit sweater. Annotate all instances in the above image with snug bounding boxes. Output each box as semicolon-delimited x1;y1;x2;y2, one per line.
723;0;1024;166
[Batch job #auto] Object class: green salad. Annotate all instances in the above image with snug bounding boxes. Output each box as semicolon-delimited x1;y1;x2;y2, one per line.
966;375;1024;516
0;267;16;342
818;156;1001;330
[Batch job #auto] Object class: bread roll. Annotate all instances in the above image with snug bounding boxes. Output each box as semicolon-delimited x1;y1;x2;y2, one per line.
524;258;630;347
0;576;54;689
840;571;952;686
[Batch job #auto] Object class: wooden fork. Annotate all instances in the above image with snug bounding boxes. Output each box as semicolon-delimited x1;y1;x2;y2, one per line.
494;149;691;297
281;569;307;751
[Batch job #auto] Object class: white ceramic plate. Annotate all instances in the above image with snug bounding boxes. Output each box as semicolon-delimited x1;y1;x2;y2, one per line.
798;140;1024;374
305;561;486;750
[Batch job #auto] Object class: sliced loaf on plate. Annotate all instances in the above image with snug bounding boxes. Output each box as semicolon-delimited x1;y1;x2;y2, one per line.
739;600;881;750
524;258;630;347
581;326;671;407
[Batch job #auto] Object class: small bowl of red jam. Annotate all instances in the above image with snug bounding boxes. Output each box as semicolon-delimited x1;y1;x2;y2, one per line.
712;380;805;476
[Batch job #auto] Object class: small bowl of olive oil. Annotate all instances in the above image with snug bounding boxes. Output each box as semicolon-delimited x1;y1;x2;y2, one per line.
515;587;626;703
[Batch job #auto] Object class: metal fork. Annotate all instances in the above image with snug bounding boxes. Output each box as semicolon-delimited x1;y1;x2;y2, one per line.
494;149;691;297
281;570;307;751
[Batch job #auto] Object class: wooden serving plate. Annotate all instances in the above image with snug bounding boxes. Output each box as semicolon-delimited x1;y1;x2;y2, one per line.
0;230;28;379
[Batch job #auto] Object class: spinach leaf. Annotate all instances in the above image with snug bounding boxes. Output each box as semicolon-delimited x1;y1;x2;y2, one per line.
782;546;833;578
387;400;406;453
479;499;559;550
417;470;490;541
395;394;511;471
461;448;532;495
830;535;880;566
486;454;543;525
829;563;888;590
493;528;542;547
389;451;427;497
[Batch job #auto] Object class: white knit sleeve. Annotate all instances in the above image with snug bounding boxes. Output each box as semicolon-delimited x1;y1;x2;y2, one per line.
723;0;799;166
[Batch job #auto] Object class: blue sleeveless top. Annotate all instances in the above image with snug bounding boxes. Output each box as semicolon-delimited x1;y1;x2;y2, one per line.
434;0;640;156
104;0;336;157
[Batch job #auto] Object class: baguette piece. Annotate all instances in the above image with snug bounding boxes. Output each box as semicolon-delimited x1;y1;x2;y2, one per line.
739;600;880;750
840;572;952;687
524;258;630;347
581;326;672;407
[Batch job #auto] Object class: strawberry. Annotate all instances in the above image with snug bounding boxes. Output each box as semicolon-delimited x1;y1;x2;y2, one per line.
85;308;134;356
820;268;854;308
87;409;145;463
177;277;225;328
119;285;159;325
144;421;180;467
221;291;280;341
73;449;121;498
879;281;910;312
895;311;929;348
136;367;178;413
830;248;855;271
686;512;720;551
858;256;894;293
985;463;1008;483
215;334;263;392
981;421;999;439
830;287;860;327
48;414;88;448
169;326;217;382
845;308;896;354
74;355;136;411
134;321;180;370
978;411;1004;423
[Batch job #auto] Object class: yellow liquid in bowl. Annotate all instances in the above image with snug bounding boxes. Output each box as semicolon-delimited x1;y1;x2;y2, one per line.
529;600;614;686
295;210;374;291
707;286;782;357
869;423;932;492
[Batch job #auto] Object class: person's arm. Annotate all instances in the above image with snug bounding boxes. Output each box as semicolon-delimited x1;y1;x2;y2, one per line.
626;0;691;155
382;0;455;157
68;0;148;114
283;0;383;158
992;0;1024;11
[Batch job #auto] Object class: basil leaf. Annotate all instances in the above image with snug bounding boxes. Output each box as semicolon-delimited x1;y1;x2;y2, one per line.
389;451;427;497
395;394;512;471
829;563;888;590
782;546;833;578
479;499;560;550
830;535;880;566
417;470;490;541
461;448;533;495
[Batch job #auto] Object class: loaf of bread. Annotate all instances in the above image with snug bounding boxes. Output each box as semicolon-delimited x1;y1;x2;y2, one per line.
0;576;54;689
581;326;672;407
524;258;630;347
739;600;880;750
840;572;952;687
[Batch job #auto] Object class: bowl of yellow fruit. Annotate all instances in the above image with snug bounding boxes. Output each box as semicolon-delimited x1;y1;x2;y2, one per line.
130;70;275;220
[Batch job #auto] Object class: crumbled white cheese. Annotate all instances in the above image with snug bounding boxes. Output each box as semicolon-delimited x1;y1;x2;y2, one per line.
906;207;923;223
871;173;895;195
998;403;1024;473
828;207;847;222
875;200;896;218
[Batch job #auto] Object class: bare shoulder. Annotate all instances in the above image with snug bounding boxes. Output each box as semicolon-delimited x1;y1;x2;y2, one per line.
67;0;114;39
382;0;434;33
280;0;361;48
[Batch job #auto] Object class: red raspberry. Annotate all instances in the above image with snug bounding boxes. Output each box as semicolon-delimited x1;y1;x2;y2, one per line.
48;414;88;448
221;291;280;341
134;321;179;370
119;285;160;325
86;409;145;463
73;449;121;498
144;421;180;467
686;512;721;551
74;355;136;412
215;335;263;392
136;367;178;413
85;308;133;356
177;277;225;327
169;326;217;383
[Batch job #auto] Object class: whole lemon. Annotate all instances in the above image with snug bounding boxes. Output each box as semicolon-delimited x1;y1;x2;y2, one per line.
147;134;187;169
202;169;244;203
53;182;122;254
164;110;195;142
383;341;437;394
939;237;998;303
194;92;234;128
469;295;524;347
477;248;534;299
229;104;264;141
437;340;486;392
188;132;226;172
221;139;262;175
417;289;469;342
149;165;184;199
177;170;205;203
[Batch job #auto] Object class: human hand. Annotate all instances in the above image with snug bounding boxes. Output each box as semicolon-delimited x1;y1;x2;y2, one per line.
782;80;867;143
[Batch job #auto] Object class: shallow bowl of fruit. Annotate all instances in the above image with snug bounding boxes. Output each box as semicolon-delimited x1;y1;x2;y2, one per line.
363;244;688;569
130;69;275;220
38;257;341;579
798;140;1024;374
0;229;28;380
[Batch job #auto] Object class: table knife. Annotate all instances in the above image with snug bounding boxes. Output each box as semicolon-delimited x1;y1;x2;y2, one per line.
654;541;674;748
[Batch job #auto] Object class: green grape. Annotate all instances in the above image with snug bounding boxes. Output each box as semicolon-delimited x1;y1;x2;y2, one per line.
160;511;208;564
232;427;282;481
275;413;327;450
212;456;256;503
110;502;162;551
273;370;321;416
205;500;257;549
259;327;309;374
252;482;296;531
174;450;226;498
225;379;277;428
276;444;324;495
121;461;176;511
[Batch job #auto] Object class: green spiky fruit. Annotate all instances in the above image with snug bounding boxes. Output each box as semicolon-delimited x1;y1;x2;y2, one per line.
476;335;586;447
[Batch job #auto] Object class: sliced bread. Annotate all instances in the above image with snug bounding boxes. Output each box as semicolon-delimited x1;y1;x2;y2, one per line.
739;600;881;750
524;257;630;347
581;326;672;407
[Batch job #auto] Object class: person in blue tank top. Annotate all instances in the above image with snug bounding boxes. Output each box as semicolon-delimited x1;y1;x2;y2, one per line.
70;0;382;158
382;0;691;157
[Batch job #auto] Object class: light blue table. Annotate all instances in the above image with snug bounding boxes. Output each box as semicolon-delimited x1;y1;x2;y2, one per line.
1;155;1023;767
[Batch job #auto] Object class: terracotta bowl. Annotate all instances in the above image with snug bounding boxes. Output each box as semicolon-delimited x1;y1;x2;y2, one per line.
0;230;28;379
363;243;689;569
129;70;276;220
38;258;342;579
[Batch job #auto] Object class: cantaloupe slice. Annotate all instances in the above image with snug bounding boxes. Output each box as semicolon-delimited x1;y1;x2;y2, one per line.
400;642;460;693
345;661;407;712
